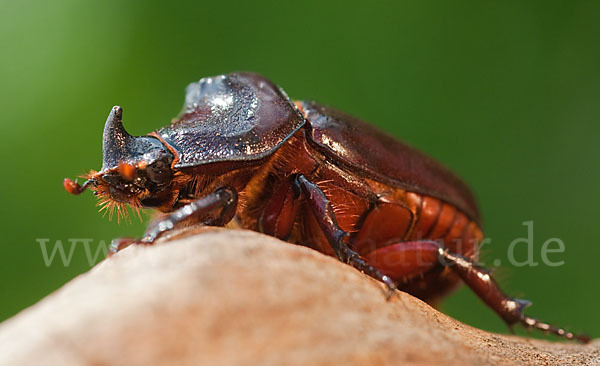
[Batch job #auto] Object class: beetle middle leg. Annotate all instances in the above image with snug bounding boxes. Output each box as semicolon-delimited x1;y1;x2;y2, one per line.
108;187;237;255
295;174;398;297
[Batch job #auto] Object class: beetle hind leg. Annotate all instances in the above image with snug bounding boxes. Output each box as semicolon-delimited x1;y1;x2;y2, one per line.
365;239;589;342
439;247;590;343
519;315;590;343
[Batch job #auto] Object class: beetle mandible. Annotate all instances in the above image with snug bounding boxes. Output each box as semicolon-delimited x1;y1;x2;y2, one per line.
64;72;588;343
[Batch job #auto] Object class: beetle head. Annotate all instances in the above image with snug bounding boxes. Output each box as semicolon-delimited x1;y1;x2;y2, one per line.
64;106;174;220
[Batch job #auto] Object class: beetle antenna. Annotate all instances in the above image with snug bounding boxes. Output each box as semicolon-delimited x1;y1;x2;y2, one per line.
64;178;94;195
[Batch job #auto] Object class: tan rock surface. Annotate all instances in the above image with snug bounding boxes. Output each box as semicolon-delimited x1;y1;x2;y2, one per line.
0;228;598;365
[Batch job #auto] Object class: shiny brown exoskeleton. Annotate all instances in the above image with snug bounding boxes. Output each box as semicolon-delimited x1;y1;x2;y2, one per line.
64;72;589;343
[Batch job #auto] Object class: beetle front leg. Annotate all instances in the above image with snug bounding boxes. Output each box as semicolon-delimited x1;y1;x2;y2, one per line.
108;187;237;255
142;187;238;243
295;175;398;297
107;237;138;256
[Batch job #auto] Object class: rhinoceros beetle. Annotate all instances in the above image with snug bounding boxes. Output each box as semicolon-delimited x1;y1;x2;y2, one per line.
64;72;589;343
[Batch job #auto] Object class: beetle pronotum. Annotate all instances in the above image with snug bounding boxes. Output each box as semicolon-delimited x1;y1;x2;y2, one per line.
65;72;589;343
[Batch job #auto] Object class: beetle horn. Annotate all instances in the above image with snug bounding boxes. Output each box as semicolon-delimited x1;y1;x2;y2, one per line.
101;105;173;171
102;106;136;170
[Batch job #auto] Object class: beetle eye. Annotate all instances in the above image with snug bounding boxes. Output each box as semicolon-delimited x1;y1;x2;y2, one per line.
147;160;172;184
101;173;121;185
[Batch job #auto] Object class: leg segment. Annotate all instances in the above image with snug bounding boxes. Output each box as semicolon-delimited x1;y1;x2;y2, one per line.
259;177;301;240
439;247;590;343
142;187;237;243
108;187;237;255
107;237;137;256
295;174;398;296
366;238;589;342
362;240;441;281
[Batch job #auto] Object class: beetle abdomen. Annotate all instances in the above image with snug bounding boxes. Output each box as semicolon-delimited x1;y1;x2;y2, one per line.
407;194;482;258
352;187;483;300
350;188;482;262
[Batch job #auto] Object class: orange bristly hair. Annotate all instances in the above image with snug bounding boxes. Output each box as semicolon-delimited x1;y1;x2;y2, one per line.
83;170;143;223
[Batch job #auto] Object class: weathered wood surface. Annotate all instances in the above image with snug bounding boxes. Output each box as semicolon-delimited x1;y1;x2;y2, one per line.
0;228;597;365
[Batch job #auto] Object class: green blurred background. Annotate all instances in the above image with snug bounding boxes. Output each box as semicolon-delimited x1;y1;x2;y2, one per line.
1;0;599;340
